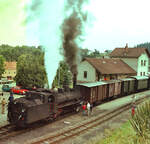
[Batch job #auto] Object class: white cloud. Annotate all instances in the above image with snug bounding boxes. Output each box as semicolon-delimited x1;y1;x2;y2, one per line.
83;0;150;51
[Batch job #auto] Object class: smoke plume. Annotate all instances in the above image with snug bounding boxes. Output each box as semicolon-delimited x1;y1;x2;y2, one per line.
62;0;88;75
25;0;89;88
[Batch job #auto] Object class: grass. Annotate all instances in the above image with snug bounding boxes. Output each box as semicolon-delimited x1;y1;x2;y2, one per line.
88;99;150;144
88;121;137;144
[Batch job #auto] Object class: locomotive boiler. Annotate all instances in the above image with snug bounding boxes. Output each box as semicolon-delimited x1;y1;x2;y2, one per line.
7;88;82;127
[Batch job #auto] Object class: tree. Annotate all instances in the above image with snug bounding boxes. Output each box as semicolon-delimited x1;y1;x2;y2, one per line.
52;61;72;88
88;49;101;58
135;42;150;53
80;48;102;59
79;48;91;59
63;71;72;89
0;44;44;62
15;54;47;88
130;100;150;143
0;55;5;78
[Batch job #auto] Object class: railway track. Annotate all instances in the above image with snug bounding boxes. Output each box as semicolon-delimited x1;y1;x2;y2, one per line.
29;95;149;144
1;93;149;143
0;124;16;139
0;124;32;141
0;110;78;141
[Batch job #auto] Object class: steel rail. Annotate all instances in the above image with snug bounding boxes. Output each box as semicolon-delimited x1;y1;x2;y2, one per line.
30;94;149;144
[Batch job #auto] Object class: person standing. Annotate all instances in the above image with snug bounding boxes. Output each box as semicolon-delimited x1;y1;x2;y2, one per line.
131;104;136;117
90;103;93;114
1;98;6;114
82;103;86;116
87;102;91;116
9;90;14;103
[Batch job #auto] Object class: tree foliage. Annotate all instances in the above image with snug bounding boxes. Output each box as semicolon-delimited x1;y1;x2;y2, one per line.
135;42;150;53
80;48;109;59
0;55;5;78
130;100;150;143
52;61;72;88
0;44;43;62
15;54;47;88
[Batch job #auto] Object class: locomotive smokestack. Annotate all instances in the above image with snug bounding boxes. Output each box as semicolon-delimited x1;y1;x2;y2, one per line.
73;73;77;89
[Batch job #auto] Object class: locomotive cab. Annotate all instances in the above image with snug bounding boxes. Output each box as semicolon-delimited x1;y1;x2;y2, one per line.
7;101;27;127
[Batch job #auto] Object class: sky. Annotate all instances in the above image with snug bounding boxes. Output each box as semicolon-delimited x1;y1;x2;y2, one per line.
0;0;150;52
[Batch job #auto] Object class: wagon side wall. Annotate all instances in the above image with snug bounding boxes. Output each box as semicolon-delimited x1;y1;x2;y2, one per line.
129;80;135;93
137;79;148;90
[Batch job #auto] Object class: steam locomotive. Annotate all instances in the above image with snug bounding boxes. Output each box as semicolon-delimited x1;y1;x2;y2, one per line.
7;75;150;127
7;87;82;127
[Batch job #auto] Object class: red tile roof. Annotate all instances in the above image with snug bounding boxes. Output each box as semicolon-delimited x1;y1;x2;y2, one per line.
110;47;150;58
5;62;16;70
84;58;136;75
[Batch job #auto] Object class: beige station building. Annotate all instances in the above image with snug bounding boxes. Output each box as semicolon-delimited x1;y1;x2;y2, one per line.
2;62;17;80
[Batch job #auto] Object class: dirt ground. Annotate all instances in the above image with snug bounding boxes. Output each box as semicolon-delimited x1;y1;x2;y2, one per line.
1;90;149;144
1;106;131;144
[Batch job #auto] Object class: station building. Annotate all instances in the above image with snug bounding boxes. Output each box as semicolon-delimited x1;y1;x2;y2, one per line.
77;58;136;83
2;61;16;80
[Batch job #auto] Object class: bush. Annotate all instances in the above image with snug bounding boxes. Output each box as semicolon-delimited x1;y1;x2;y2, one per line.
130;100;150;143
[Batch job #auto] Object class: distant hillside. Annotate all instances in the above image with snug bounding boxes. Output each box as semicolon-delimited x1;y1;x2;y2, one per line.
135;42;150;53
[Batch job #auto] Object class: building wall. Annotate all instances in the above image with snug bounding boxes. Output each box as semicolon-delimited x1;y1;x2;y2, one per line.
2;69;16;79
137;53;149;76
121;58;138;72
100;74;130;81
77;61;96;83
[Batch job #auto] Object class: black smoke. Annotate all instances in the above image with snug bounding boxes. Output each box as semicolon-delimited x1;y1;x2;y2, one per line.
61;0;88;75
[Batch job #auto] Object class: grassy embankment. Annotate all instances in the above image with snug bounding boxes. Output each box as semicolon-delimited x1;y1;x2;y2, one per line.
88;99;150;144
88;121;136;144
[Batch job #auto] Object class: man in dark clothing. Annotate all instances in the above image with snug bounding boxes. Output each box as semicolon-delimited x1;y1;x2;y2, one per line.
90;103;93;113
9;91;14;103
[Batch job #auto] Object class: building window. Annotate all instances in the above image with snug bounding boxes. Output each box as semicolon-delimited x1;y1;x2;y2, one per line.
140;72;142;76
143;72;145;76
84;71;87;78
141;60;143;66
144;60;146;66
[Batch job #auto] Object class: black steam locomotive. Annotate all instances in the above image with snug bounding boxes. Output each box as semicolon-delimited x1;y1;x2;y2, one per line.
8;88;82;127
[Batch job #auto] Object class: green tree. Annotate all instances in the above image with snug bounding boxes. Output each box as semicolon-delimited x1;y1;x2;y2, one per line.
88;49;101;58
135;42;150;53
130;100;150;143
63;71;72;89
15;54;47;88
52;61;72;88
79;48;91;58
0;55;5;78
80;48;102;59
0;44;44;62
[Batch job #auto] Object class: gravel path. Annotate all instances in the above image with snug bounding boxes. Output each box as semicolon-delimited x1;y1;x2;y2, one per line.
1;90;149;144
